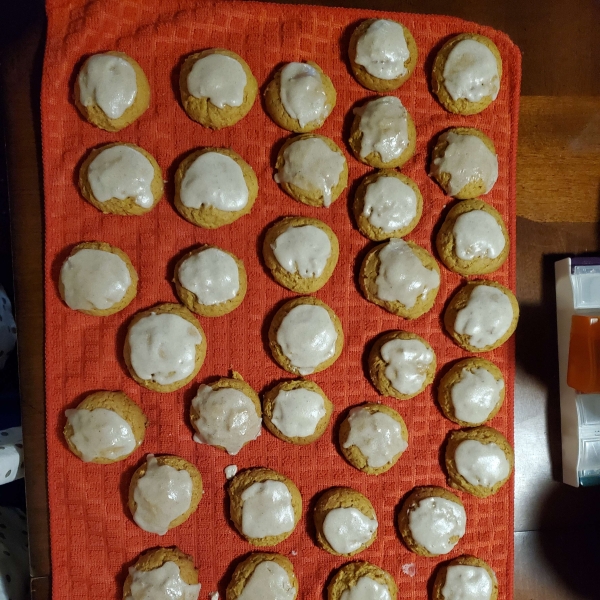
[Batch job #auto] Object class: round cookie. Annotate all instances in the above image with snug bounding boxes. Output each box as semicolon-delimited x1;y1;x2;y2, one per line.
430;128;498;199
348;18;418;92
353;170;423;241
263;217;339;293
79;142;164;215
228;467;302;546
432;33;503;116
438;357;505;426
444;280;519;352
264;61;336;132
327;561;397;600
436;199;509;275
174;147;258;228
179;48;258;129
74;51;150;132
262;379;332;445
445;426;514;498
64;390;147;464
59;241;138;316
339;402;408;475
124;303;207;393
128;454;202;534
313;487;378;557
348;96;416;169
123;547;201;600
274;134;348;208
226;552;298;600
359;239;440;319
368;331;436;400
397;486;466;557
174;245;247;317
432;555;499;600
268;296;344;376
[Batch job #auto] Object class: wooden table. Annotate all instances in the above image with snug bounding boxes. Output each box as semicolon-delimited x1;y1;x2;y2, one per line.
2;1;599;598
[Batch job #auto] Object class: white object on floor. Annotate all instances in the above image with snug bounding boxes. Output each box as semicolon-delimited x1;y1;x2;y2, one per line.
0;507;28;600
0;428;24;485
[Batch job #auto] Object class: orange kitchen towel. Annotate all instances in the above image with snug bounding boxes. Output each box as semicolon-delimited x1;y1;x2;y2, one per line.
42;1;520;598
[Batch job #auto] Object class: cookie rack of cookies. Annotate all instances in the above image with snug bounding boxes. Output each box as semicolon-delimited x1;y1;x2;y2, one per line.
60;19;516;600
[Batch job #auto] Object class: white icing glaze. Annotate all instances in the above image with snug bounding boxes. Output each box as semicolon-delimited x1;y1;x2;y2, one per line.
191;385;261;455
355;97;409;163
132;455;193;535
454;440;510;487
431;132;498;197
340;576;391;600
276;304;338;375
441;565;493;600
65;408;136;462
60;248;131;311
454;285;513;348
187;53;247;108
128;312;202;385
237;561;296;600
88;145;155;208
342;407;407;468
271;388;326;438
178;248;240;306
275;137;345;208
355;19;410;80
209;593;219;600
453;210;505;260
271;225;332;278
180;152;249;211
224;465;238;479
408;496;466;555
380;338;433;395
322;507;378;554
240;480;295;539
375;239;440;309
362;176;417;233
443;39;500;102
451;367;504;424
126;561;201;600
79;54;137;119
280;62;328;128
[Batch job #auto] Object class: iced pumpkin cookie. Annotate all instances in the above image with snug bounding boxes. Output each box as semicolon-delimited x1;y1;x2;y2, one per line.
64;390;147;464
314;487;378;557
438;358;505;426
190;372;262;455
353;170;422;241
174;147;258;228
79;142;163;215
368;331;436;400
263;217;339;293
174;245;247;317
226;552;298;600
228;467;302;546
128;454;202;536
432;33;502;116
59;241;137;316
179;48;257;129
444;281;519;352
123;546;201;600
124;303;207;392
274;134;348;208
75;51;150;132
349;96;416;169
327;562;397;600
264;61;336;132
445;426;513;498
360;239;440;319
436;199;509;275
430;128;498;199
432;555;498;600
268;296;344;376
349;19;417;92
398;486;466;557
339;403;408;475
262;379;332;445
